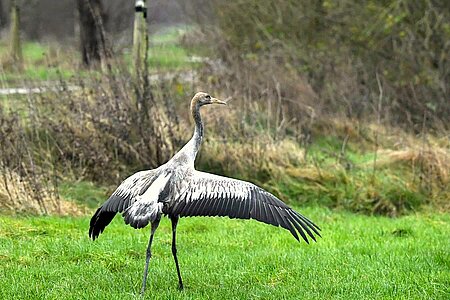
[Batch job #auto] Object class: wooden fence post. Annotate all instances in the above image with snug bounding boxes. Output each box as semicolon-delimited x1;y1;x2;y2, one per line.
133;0;148;79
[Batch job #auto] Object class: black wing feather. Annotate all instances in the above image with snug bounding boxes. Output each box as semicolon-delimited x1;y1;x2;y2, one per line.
169;171;320;243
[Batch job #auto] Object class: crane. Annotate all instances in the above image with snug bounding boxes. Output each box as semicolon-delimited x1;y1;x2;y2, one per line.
89;92;321;294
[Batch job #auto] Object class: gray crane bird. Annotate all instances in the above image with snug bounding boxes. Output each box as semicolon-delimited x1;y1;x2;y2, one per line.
89;92;321;294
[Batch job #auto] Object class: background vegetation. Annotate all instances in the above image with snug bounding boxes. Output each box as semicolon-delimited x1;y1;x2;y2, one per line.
0;1;448;298
1;0;447;216
201;0;449;129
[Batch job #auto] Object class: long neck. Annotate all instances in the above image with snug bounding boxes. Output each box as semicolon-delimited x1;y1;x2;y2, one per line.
171;103;203;167
191;104;203;153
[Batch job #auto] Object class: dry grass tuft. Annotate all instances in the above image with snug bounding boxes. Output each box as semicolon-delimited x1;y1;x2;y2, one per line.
377;148;449;185
0;169;84;216
284;166;335;183
201;137;305;180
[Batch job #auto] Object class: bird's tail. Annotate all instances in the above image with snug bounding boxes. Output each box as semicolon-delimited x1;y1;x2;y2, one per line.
123;202;163;229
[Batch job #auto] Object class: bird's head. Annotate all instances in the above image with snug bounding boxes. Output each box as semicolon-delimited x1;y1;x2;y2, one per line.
191;92;227;110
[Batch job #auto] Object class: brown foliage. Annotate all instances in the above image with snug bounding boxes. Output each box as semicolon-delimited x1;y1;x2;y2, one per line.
194;0;449;130
0;68;186;214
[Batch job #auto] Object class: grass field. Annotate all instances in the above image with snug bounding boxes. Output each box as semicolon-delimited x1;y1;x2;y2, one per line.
0;207;448;299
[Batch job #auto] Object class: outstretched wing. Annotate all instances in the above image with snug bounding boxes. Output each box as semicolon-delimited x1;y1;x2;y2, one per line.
169;171;321;243
89;170;158;240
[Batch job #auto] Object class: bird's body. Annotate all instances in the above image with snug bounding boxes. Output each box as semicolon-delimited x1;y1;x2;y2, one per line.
89;92;321;294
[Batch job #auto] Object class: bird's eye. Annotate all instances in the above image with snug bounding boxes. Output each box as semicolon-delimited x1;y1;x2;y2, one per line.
205;95;211;100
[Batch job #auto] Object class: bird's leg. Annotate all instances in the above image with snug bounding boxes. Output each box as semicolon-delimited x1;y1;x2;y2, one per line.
171;216;184;290
140;218;160;295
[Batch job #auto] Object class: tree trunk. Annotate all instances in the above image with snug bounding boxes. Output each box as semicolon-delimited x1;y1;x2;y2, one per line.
0;0;6;29
76;0;109;68
9;0;22;66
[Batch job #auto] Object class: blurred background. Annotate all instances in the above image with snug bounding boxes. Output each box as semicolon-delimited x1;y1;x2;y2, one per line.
0;0;448;216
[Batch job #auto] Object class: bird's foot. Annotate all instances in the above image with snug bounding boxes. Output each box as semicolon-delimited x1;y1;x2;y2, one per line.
178;283;184;291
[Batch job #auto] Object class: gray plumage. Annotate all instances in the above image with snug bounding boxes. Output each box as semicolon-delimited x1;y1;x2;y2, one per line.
89;92;321;293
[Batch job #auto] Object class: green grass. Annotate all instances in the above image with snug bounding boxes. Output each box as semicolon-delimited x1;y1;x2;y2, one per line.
148;44;195;70
21;66;74;81
0;41;76;82
58;181;109;209
21;42;48;62
0;207;448;299
145;25;198;70
1;41;42;62
150;25;193;45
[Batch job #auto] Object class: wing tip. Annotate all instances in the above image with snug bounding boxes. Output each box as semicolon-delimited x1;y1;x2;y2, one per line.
284;209;322;244
88;207;116;241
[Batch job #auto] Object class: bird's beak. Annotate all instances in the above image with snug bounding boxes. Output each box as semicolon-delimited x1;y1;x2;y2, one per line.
211;97;227;105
